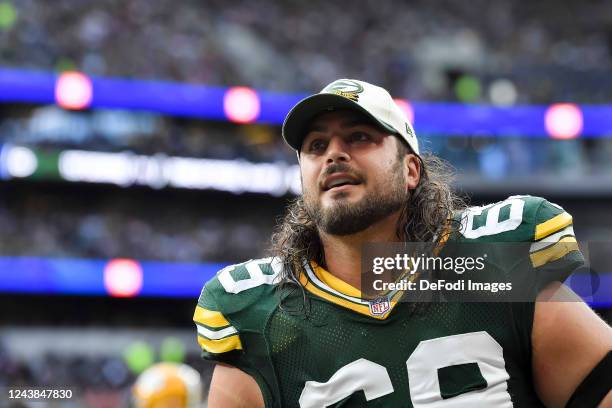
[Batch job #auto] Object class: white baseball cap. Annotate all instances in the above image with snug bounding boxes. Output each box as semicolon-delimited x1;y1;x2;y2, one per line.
282;79;419;155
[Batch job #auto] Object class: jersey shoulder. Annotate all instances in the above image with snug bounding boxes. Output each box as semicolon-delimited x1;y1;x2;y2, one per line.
453;195;583;285
193;257;283;357
455;195;573;243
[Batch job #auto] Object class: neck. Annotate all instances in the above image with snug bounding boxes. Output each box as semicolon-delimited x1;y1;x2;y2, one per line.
319;210;401;290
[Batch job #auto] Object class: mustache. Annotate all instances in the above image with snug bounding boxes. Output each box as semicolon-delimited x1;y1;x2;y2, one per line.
319;163;364;185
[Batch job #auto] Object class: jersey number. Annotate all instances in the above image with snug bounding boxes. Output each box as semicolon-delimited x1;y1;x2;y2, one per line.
460;197;525;239
299;331;512;408
217;257;282;294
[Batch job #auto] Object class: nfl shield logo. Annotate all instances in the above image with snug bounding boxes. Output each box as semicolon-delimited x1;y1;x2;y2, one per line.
369;296;390;316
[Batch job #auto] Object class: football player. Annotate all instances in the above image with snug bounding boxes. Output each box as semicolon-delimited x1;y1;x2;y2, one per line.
194;79;612;407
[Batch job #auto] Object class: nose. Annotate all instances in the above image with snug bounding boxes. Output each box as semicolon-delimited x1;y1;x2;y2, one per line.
325;137;350;164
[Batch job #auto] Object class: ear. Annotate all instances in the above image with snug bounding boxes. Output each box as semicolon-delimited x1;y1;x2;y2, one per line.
403;154;420;191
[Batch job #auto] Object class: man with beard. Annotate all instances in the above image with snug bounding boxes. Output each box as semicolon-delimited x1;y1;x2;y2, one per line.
194;79;612;407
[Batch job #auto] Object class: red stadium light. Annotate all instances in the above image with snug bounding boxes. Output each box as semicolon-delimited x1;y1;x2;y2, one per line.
545;103;583;139
393;98;415;126
55;71;93;110
104;258;143;297
223;86;260;123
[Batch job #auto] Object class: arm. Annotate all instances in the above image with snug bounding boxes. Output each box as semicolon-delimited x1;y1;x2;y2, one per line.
208;364;265;408
532;282;612;407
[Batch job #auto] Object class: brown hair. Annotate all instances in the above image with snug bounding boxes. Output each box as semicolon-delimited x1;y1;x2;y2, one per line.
269;143;466;291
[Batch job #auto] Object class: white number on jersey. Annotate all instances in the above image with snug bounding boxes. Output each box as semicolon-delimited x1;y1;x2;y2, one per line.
217;257;282;294
299;331;512;407
407;332;512;407
460;197;525;239
299;359;394;408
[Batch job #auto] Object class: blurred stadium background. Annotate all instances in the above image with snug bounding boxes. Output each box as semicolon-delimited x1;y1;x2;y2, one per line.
0;0;611;406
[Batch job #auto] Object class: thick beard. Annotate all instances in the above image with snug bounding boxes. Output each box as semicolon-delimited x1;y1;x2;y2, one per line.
304;162;407;236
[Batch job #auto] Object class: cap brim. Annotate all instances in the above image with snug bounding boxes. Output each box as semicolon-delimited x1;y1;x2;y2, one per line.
282;93;396;151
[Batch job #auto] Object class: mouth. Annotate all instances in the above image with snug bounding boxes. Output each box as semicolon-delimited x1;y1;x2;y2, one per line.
322;173;362;192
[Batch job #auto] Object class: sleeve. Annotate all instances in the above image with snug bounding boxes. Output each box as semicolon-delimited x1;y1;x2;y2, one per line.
192;266;280;407
193;283;245;365
529;199;585;290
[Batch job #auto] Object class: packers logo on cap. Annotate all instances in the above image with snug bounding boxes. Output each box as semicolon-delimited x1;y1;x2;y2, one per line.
323;79;364;102
405;123;415;138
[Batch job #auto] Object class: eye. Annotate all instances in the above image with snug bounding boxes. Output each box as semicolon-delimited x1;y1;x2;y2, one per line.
307;138;327;153
349;132;371;143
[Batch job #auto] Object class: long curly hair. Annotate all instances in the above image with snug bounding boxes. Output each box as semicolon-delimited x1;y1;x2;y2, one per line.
269;145;467;292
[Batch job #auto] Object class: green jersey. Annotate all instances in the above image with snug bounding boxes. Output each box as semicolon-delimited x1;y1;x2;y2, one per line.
194;196;584;407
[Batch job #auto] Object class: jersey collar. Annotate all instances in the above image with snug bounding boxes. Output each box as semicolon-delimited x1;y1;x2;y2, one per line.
299;260;403;320
297;219;453;320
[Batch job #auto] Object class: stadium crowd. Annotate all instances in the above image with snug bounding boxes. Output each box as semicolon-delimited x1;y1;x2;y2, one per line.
1;0;612;182
0;189;273;262
0;105;293;163
1;0;611;103
2;105;612;181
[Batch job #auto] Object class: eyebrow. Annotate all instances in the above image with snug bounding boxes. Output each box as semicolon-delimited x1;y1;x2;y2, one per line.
306;118;378;134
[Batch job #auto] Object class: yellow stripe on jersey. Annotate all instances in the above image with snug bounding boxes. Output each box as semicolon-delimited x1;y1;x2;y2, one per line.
312;263;362;298
530;236;579;268
193;306;231;328
197;334;242;354
530;225;574;253
300;272;371;314
299;273;401;320
535;212;573;240
196;323;238;340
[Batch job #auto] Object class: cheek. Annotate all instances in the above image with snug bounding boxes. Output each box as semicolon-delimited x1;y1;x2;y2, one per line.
366;161;391;183
370;160;406;190
300;164;319;193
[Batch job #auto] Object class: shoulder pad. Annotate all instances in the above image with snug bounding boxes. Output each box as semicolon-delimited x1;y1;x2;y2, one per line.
529;198;581;270
457;195;552;242
456;195;583;288
193;257;282;356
